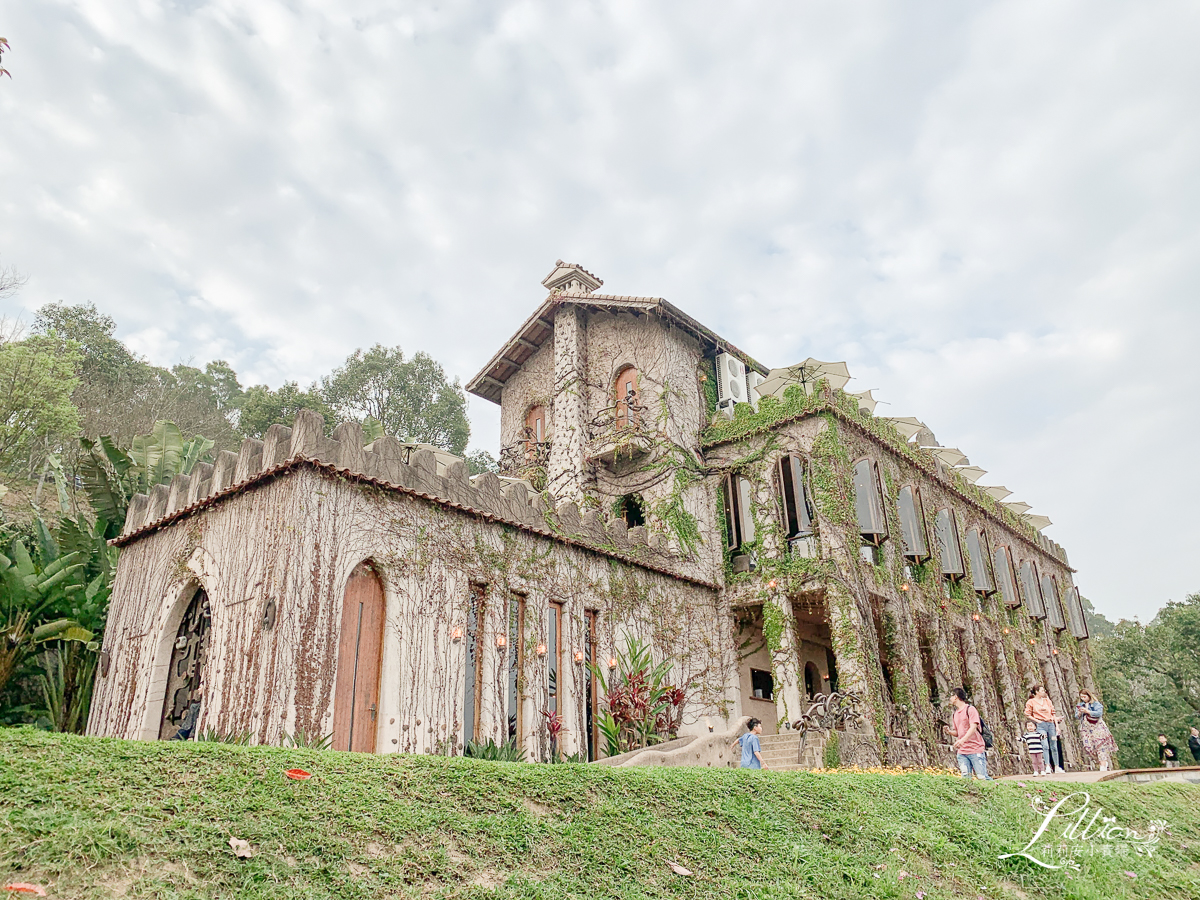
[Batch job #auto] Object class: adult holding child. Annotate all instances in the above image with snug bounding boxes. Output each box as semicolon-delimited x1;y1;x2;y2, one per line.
1074;689;1117;771
1024;685;1064;774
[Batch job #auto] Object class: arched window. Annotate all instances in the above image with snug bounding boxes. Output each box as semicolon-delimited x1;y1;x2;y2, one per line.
613;366;640;428
994;546;1020;608
935;508;964;577
897;486;928;560
1042;573;1066;631
524;405;546;457
966;527;993;594
616;493;645;528
1019;560;1047;619
852;459;887;542
777;454;813;541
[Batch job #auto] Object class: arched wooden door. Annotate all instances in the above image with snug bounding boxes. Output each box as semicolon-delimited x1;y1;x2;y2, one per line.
158;588;211;740
332;563;385;752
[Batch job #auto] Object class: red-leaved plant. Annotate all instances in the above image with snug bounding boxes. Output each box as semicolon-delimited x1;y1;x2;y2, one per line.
591;636;689;757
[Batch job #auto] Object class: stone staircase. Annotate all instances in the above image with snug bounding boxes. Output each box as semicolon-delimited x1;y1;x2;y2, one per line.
758;731;829;772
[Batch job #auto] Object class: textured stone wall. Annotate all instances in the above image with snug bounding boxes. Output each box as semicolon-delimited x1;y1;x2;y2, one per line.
498;339;554;453
89;465;734;760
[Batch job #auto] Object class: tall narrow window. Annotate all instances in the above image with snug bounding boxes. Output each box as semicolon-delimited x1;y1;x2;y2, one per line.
853;459;887;542
1042;574;1066;631
507;593;525;743
778;455;813;540
463;583;487;747
613;366;640;428
547;601;563;714
897;486;928;560
524;405;546;456
1020;560;1046;619
617;493;645;528
585;610;598;761
994;546;1020;608
722;474;756;552
1064;586;1089;640
935;509;964;577
966;528;993;594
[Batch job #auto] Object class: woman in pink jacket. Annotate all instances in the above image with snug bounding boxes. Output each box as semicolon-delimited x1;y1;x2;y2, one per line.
1024;685;1064;774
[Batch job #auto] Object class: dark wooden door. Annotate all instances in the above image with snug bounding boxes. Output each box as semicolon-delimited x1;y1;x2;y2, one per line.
332;563;385;752
158;589;211;740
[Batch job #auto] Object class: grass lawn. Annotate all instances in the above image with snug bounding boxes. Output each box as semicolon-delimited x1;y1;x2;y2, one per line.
1;727;1197;898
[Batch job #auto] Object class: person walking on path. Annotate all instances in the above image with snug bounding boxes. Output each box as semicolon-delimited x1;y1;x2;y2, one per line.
1074;690;1118;771
1024;685;1064;774
1020;720;1047;775
949;688;989;780
1188;727;1200;764
1158;734;1181;768
733;718;766;769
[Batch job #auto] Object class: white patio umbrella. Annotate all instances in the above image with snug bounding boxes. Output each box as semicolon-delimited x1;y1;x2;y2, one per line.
982;485;1012;501
881;416;926;440
849;389;878;414
955;466;987;483
930;447;968;467
1003;501;1033;515
756;358;852;398
1026;515;1053;531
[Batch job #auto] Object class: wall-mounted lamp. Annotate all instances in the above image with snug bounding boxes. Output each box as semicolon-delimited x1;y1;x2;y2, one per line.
971;613;980;622
767;579;778;591
451;627;463;643
1052;648;1059;656
607;656;618;669
495;634;508;650
823;674;830;680
1029;639;1037;646
573;650;585;664
705;717;713;733
1003;628;1010;634
535;642;548;657
900;582;911;592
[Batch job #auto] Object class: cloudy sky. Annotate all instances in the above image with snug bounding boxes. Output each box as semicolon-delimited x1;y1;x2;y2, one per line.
2;1;1197;621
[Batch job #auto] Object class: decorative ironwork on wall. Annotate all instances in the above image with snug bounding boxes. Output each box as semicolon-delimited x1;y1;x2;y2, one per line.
158;589;211;740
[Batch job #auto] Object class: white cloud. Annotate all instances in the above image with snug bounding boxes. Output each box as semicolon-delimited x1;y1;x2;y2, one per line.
1;0;1197;620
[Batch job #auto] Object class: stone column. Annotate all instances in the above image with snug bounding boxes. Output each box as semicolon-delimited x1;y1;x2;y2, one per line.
547;305;589;503
767;591;804;725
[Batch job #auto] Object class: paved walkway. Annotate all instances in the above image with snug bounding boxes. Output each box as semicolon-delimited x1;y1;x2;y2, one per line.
998;766;1200;785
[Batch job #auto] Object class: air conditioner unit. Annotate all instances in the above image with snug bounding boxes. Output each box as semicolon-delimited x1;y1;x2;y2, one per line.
746;370;765;409
715;353;746;410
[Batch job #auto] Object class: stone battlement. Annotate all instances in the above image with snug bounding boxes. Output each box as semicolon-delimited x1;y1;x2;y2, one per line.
115;409;695;581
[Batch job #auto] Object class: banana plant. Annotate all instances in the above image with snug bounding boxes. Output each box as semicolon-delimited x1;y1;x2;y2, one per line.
80;421;214;538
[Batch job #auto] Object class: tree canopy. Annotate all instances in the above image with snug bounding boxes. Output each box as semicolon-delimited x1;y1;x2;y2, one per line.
320;345;470;455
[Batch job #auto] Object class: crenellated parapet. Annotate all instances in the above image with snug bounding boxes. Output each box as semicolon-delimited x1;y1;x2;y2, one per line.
114;409;696;582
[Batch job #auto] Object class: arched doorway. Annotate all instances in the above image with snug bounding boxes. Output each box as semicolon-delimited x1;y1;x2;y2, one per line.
804;662;819;701
332;562;386;752
158;588;211;740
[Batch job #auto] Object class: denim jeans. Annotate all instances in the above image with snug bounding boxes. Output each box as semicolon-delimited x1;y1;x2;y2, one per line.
1036;721;1060;770
957;752;989;780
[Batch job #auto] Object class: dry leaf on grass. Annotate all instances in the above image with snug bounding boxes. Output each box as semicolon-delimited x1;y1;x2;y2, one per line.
668;861;693;876
229;837;254;859
4;885;48;896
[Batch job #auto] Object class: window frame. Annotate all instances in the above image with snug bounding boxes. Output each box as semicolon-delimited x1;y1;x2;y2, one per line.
966;526;994;594
897;485;929;561
722;473;756;552
994;545;1021;609
1042;573;1067;631
1019;559;1047;620
613;366;640;429
852;458;888;543
777;454;814;541
935;508;965;578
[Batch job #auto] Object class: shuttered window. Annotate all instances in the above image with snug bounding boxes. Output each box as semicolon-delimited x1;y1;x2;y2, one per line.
967;528;994;594
1020;560;1047;619
853;459;887;541
897;486;928;560
935;508;964;577
778;455;813;540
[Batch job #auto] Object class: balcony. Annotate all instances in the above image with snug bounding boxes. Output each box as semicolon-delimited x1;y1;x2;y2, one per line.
585;401;657;469
498;439;550;490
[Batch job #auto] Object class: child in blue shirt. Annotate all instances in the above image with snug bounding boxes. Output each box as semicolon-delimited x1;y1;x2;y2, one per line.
732;718;766;769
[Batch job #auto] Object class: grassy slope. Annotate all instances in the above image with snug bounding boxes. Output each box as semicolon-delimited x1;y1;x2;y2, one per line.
1;729;1197;900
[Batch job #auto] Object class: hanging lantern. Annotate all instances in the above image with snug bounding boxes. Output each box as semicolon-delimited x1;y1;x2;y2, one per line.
451;627;463;643
535;642;548;657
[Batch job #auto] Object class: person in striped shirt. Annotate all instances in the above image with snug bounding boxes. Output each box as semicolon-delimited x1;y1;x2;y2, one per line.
1021;719;1047;775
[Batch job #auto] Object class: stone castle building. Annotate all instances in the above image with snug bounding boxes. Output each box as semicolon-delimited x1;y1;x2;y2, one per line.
87;262;1095;773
